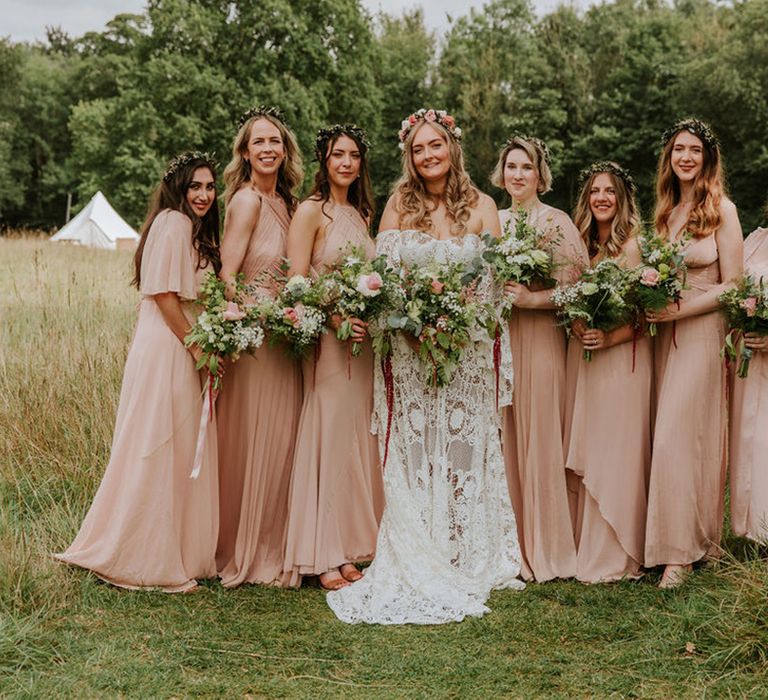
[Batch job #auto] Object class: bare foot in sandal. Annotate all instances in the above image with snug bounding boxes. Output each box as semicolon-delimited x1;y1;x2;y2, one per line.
339;563;363;582
319;569;350;591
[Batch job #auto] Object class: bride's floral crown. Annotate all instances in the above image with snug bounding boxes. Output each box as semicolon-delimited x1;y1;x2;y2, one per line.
578;161;636;194
237;105;287;129
661;117;719;150
315;124;371;161
398;108;462;150
163;151;218;182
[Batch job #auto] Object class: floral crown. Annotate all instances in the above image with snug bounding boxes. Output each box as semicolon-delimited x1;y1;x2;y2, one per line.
315;124;371;160
163;151;218;182
578;161;636;194
504;134;551;165
237;105;286;129
661;117;719;150
398;108;462;150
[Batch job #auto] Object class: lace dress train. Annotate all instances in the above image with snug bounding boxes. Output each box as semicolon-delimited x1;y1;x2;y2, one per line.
327;230;524;625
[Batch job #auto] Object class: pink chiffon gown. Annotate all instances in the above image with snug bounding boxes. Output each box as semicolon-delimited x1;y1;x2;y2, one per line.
216;194;303;587
729;227;768;542
283;203;384;586
56;209;218;592
645;232;728;566
564;247;652;583
500;204;588;581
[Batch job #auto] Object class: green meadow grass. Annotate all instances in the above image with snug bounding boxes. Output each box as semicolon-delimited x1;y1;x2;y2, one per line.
1;236;767;698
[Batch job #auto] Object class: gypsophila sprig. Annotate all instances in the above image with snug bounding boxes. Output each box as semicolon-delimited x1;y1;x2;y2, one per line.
237;105;286;129
256;272;328;357
398;109;461;150
318;248;402;357
719;275;768;378
184;271;264;390
382;256;494;387
164;151;218;182
630;233;688;336
552;260;635;361
482;212;559;318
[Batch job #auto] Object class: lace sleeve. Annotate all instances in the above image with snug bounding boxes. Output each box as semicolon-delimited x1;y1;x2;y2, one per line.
375;229;403;269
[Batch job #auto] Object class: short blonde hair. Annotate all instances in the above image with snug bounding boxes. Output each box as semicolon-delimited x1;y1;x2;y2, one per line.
490;136;552;195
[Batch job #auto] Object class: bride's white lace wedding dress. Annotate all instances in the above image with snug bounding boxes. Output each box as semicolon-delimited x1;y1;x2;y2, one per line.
326;230;524;625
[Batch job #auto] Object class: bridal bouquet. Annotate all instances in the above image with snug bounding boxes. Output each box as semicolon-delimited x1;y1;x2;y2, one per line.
382;256;493;387
631;233;687;336
482;215;557;318
257;274;328;357
719;274;768;378
320;249;403;357
552;259;635;361
185;271;265;390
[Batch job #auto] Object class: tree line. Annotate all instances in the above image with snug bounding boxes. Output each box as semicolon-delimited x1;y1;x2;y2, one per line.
1;0;767;233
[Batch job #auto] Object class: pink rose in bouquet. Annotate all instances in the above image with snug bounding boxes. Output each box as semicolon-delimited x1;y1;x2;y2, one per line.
639;267;661;287
741;296;758;317
222;300;247;321
356;272;383;298
430;279;445;295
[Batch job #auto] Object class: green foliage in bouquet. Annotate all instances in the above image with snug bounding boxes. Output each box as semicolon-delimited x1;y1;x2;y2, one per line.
719;274;768;378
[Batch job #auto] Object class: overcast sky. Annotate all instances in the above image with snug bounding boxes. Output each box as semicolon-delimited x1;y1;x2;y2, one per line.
1;0;584;42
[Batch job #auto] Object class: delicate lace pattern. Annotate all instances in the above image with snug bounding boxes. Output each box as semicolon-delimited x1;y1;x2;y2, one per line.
327;230;524;625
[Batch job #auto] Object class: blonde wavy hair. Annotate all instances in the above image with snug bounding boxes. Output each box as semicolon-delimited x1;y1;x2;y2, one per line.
490;136;552;196
223;114;303;212
573;167;641;258
392;120;478;236
654;129;724;239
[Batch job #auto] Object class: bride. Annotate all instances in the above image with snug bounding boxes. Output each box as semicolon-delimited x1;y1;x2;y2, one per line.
326;109;524;625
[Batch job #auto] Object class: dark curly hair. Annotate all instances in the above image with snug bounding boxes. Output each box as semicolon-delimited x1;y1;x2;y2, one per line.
133;153;221;288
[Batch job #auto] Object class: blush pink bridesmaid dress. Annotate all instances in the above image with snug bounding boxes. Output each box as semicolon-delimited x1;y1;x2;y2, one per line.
500;204;588;582
645;233;728;566
729;227;768;542
564;245;652;583
216;194;303;588
56;209;219;592
283;203;384;586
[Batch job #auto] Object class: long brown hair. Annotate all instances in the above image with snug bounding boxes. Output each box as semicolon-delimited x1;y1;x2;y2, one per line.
222;114;303;213
309;126;375;222
573;165;640;258
133;155;220;288
654;126;725;239
393;120;478;236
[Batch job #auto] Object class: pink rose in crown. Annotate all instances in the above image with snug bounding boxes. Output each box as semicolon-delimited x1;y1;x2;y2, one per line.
425;109;437;122
356;272;383;298
222;300;247;321
408;114;417;125
430;278;445;295
640;267;661;287
443;115;456;128
741;296;758;317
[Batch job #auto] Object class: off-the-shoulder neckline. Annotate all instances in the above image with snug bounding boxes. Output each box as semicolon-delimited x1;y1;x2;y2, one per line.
378;229;485;243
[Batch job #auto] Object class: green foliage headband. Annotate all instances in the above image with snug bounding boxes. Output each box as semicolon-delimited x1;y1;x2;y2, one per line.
163;151;218;182
237;105;287;130
504;134;551;166
661;117;719;151
578;161;636;194
315;124;371;161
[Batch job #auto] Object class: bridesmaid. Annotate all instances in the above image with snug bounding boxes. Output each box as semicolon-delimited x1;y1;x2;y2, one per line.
564;162;651;583
57;152;221;592
645;118;743;587
491;135;588;581
216;106;304;587
283;124;384;591
729;223;768;542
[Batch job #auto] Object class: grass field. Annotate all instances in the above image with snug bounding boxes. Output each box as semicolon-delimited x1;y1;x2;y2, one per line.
2;236;767;698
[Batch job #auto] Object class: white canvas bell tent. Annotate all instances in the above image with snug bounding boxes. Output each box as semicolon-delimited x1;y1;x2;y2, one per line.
50;191;139;250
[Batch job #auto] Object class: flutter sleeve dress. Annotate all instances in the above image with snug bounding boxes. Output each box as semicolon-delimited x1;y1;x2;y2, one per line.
56;209;219;592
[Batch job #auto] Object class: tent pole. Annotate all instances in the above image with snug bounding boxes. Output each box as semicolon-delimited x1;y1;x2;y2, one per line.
65;193;72;224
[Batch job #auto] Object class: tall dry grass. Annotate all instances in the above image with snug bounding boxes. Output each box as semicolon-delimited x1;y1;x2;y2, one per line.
0;238;136;633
